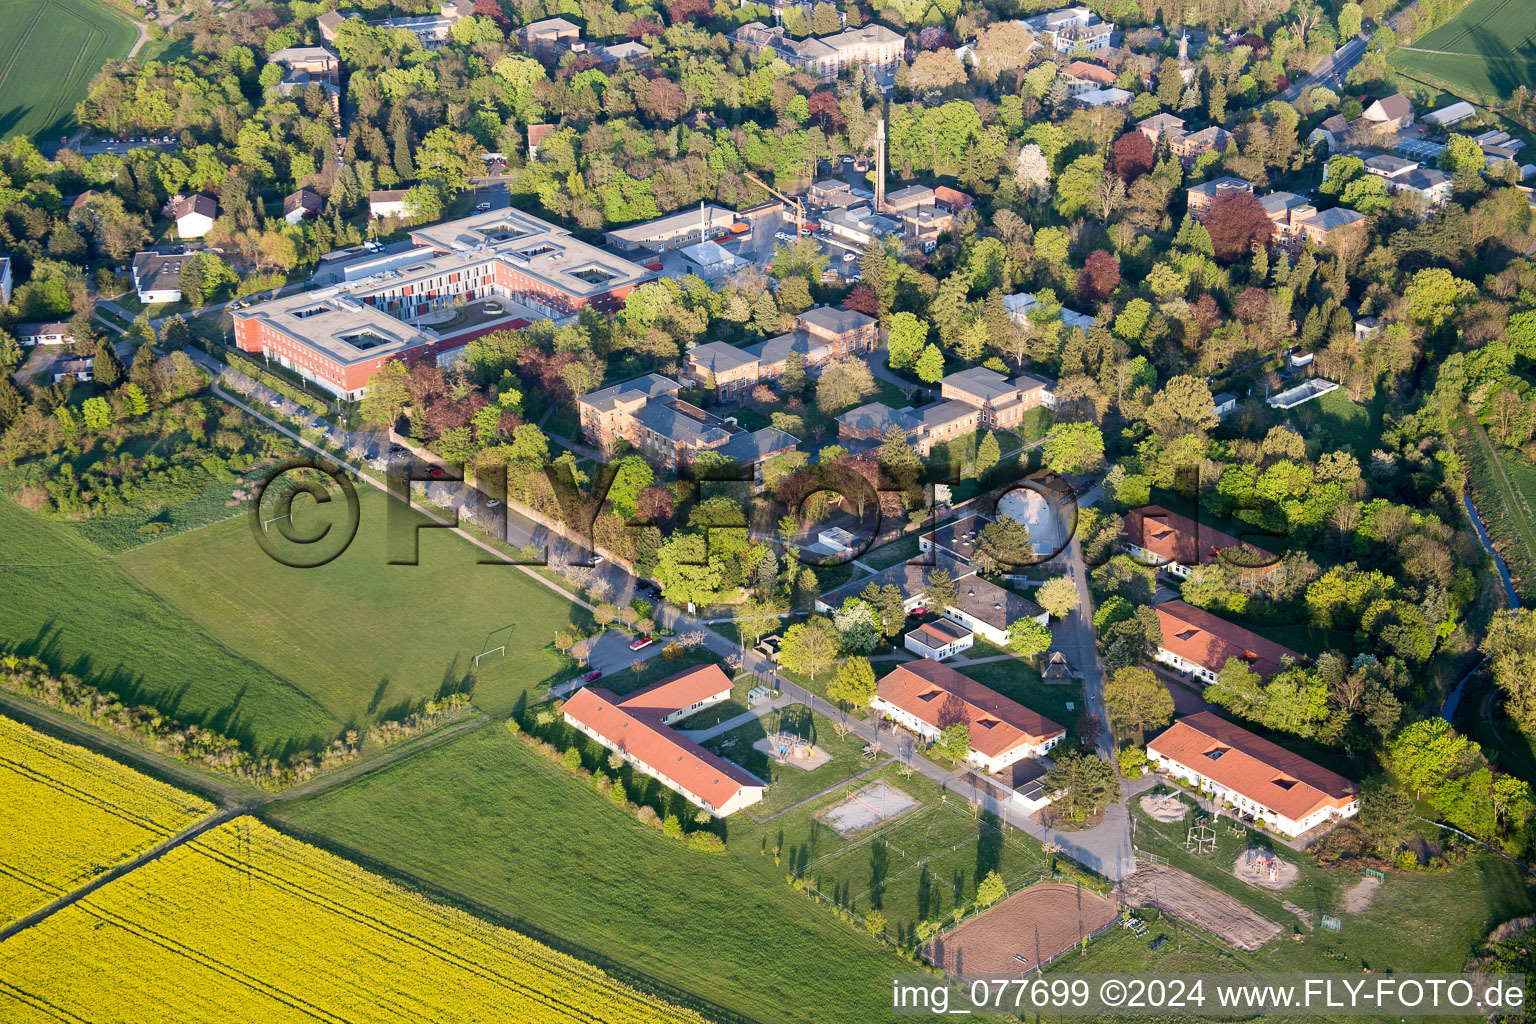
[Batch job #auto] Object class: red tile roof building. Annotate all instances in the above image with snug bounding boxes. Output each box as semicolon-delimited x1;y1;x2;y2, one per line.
1123;505;1278;579
872;659;1064;773
1148;711;1359;836
1152;600;1300;684
563;665;765;817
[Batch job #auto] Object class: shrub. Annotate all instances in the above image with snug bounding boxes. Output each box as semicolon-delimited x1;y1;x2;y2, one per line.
610;779;627;804
663;814;683;837
562;746;583;771
662;642;684;661
636;805;661;827
685;830;725;852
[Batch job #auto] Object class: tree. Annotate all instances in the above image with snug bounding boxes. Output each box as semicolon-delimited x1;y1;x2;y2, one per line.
1404;268;1476;328
978;515;1033;569
1338;2;1363;39
1006;617;1052;657
781;351;805;396
1205;189;1273;261
933;721;972;762
81;396;112;431
360;361;411;428
887;312;928;369
975;870;1007;907
815;357;878;413
1102;667;1174;735
1043;748;1119;820
1042;422;1104;475
1482;609;1536;733
915;343;945;383
1110;131;1155;181
975;430;1000;480
1077;249;1121;303
123;383;149;416
780;617;840;681
828;656;877;709
1146;375;1218;436
1035;577;1079;619
925;568;957;611
93;337;125;389
1358;783;1415;856
510;422;551;465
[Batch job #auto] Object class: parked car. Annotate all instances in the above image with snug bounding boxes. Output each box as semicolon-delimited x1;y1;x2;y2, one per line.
629;636;654;651
582;670;603;682
388;444;406;454
843;252;857;262
486;498;502;508
268;398;281;407
475;202;492;212
427;466;445;477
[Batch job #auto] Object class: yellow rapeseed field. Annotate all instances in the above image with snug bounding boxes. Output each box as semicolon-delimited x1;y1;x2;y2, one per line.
0;817;714;1023
0;715;214;927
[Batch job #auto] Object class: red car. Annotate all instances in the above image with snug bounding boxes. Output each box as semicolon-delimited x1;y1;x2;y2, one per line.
582;670;603;683
428;466;445;477
629;636;654;651
910;607;926;616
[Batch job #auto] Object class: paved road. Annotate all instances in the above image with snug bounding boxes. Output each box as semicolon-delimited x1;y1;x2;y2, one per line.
1277;33;1369;103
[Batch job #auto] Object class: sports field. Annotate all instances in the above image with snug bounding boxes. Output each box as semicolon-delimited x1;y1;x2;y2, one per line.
0;485;585;753
1389;0;1536;102
0;0;138;141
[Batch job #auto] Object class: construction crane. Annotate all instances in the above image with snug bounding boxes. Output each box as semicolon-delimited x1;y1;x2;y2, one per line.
742;171;805;238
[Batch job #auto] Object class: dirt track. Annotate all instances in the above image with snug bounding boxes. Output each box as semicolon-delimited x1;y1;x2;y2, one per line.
1121;864;1282;951
925;882;1118;979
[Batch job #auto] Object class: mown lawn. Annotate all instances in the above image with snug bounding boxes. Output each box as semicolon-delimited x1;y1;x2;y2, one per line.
959;658;1084;741
700;704;875;815
115;486;586;739
267;720;934;1024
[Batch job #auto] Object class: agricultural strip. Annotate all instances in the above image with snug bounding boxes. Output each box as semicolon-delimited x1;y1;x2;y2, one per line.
0;0;138;140
0;817;713;1023
0;715;213;928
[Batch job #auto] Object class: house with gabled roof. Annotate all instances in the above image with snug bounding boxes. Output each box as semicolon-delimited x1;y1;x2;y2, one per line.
873;659;1065;773
1123;505;1279;580
563;664;766;817
1152;600;1300;684
1148;711;1358;836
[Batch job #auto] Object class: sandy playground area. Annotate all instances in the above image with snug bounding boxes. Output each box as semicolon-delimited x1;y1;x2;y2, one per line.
1122;863;1282;951
925;883;1118;979
1140;793;1188;823
1233;847;1299;890
752;734;831;771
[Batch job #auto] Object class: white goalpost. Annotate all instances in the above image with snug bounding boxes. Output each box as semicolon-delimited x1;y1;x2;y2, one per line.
474;646;506;666
263;512;293;533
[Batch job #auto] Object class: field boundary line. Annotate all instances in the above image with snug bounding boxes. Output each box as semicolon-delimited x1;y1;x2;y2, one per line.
1460;404;1536;576
46;30;94;130
0;806;235;943
0;0;49;98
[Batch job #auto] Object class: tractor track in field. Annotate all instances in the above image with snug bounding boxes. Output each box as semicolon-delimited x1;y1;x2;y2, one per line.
0;0;49;99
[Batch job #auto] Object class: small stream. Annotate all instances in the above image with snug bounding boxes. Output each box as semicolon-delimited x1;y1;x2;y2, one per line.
1443;495;1522;721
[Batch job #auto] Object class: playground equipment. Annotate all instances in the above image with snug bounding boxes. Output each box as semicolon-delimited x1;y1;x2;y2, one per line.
1185;824;1217;855
769;731;813;765
1364;868;1385;882
1320;915;1342;932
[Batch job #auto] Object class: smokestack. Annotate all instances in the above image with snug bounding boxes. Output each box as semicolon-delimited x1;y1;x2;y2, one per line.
874;117;886;213
700;200;706;244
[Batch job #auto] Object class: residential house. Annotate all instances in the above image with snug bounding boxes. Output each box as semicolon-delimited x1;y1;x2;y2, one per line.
0;255;10;306
939;366;1056;430
171;194;217;239
1122;505;1278;580
904;619;974;660
526;123;555;160
52;358;94;383
1308;113;1352;152
932;186;973;213
131;251;192;304
1270;203;1366;255
732;22;904;86
1256;190;1310;226
1023;6;1113;53
1148;711;1359;836
369;1;464;49
17;322;71;346
814;561;1047;646
1152;600;1300;684
597;41;652;70
368;189;409;220
317;10;358;43
1353;316;1382;341
1391;167;1453;207
283;188;323;224
575;373;799;472
1361;92;1414;131
563;666;767;817
267;46;342;115
1003;291;1096;332
1062;59;1118;96
1211;392;1238;418
1185;176;1253;222
1136;112;1186;145
683;306;879;393
1170;125;1230;166
872;659;1065;774
519;16;582;58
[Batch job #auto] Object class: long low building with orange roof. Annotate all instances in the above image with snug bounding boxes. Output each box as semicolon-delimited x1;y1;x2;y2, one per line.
871;659;1065;774
1152;600;1300;684
1147;711;1359;836
1123;505;1280;580
563;664;766;817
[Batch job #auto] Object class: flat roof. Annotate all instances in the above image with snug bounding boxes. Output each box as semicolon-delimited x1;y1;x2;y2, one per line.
604;205;737;245
234;291;438;366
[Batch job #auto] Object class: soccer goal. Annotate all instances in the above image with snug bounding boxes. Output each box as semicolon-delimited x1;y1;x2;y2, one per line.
473;624;516;667
263;512;293;533
474;646;506;666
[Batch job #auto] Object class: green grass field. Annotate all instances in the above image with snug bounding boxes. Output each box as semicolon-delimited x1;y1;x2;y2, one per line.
267;720;935;1024
115;486;585;739
1389;0;1536;102
1089;800;1536;987
0;0;138;141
